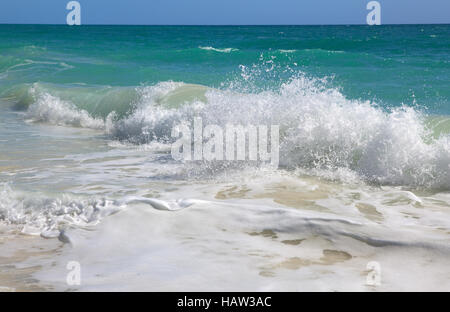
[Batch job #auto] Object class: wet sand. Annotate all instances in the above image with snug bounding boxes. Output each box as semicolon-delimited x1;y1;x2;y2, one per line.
0;225;62;292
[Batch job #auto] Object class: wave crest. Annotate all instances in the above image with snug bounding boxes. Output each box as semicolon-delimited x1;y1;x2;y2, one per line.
25;85;105;129
8;76;450;189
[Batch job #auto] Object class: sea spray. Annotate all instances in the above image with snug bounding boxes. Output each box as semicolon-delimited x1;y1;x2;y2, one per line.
10;76;450;189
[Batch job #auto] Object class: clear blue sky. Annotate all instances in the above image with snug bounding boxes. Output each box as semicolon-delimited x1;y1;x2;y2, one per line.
0;0;448;25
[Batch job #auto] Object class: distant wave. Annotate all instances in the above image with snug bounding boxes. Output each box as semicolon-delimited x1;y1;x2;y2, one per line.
278;49;297;53
198;46;239;53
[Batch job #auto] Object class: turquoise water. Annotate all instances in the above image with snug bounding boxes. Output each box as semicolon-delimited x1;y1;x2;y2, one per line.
0;24;449;113
1;24;450;188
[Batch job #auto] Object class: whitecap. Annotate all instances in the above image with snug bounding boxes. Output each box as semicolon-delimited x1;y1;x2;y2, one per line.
199;46;239;53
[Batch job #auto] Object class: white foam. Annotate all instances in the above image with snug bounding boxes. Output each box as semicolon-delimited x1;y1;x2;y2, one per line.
25;85;104;130
0;184;121;237
30;182;450;291
20;75;450;189
120;196;197;211
106;77;450;189
278;49;297;53
199;46;239;53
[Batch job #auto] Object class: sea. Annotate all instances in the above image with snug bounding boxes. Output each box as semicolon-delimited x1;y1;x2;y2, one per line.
0;24;449;291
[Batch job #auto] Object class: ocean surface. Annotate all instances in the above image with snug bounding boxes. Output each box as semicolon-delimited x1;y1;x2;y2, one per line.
0;24;449;291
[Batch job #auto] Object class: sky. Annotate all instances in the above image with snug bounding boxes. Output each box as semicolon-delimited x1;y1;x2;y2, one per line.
0;0;449;25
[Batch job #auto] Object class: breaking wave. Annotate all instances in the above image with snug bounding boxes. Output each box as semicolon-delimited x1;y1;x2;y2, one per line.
0;184;195;238
4;75;450;189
